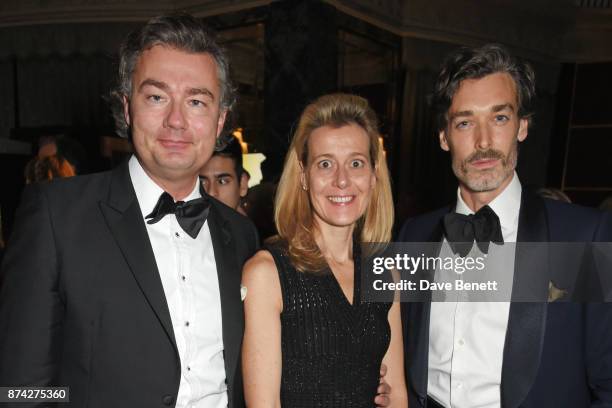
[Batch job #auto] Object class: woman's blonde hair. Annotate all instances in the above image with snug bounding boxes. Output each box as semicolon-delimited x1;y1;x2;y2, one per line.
274;93;394;273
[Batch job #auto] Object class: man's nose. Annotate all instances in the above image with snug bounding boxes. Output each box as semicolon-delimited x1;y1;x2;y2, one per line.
164;101;186;130
475;123;492;150
207;182;219;197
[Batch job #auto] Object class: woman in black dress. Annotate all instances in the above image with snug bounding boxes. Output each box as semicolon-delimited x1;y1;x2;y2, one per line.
242;94;407;407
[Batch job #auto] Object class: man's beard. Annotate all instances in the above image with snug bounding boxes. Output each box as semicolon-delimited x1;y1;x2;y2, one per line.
452;142;518;193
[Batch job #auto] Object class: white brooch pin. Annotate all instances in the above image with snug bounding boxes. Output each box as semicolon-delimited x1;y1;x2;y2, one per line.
240;284;248;301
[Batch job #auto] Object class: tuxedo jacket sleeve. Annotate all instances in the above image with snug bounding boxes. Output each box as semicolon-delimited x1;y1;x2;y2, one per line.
0;165;259;408
543;201;612;407
0;184;64;389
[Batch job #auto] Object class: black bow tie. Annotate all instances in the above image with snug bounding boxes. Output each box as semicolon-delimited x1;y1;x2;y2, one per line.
145;191;210;239
443;205;504;257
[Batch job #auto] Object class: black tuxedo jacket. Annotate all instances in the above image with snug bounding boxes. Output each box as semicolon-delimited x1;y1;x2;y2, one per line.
0;161;259;408
399;190;612;408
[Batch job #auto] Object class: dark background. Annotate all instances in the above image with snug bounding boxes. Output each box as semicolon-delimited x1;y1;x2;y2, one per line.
0;0;611;242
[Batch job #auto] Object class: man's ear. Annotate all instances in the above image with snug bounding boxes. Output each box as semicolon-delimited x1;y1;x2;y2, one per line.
239;172;249;197
216;109;228;139
517;118;529;142
439;129;450;151
122;94;130;127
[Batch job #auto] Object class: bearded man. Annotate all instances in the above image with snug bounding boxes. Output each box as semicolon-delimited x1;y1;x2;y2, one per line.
399;44;612;408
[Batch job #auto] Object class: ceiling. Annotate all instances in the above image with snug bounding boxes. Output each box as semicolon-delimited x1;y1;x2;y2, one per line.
0;0;609;62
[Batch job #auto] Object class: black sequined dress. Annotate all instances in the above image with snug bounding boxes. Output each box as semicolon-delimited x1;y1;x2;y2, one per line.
266;241;392;408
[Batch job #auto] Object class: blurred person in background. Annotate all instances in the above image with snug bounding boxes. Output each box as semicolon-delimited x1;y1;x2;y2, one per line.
199;134;249;215
24;154;76;184
37;134;87;174
24;134;82;184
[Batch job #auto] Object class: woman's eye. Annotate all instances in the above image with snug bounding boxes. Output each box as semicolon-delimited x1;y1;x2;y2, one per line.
350;159;365;168
318;160;332;169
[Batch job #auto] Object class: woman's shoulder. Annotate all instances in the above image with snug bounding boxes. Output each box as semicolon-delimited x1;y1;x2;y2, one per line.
242;249;283;309
247;237;308;291
243;249;277;278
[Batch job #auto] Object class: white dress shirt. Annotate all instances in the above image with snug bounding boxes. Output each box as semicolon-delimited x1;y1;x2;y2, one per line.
129;156;227;408
428;172;522;408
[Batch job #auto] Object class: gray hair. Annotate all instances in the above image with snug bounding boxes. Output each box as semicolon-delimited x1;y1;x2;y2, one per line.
109;13;236;139
431;43;536;132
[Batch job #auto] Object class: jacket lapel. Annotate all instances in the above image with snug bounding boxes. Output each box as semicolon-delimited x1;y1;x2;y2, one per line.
404;219;445;407
207;202;243;400
404;299;431;408
501;190;549;408
98;161;178;353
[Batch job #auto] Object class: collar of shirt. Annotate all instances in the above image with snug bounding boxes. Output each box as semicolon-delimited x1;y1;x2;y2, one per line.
128;155;202;220
455;171;522;235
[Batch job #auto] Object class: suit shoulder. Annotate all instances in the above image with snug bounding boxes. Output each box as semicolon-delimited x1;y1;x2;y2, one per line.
37;170;112;199
209;197;252;227
543;199;606;226
543;199;611;240
544;199;601;220
22;171;113;214
209;198;259;246
397;206;449;241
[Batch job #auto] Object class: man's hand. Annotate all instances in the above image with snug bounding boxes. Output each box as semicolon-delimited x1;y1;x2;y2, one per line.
375;363;391;407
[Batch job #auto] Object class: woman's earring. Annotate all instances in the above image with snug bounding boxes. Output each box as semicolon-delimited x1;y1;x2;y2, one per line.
300;172;308;191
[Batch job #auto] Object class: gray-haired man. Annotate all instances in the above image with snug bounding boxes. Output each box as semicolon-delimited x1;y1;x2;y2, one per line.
0;14;258;408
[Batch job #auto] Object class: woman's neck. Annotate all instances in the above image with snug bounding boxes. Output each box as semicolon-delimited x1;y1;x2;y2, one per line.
315;222;355;264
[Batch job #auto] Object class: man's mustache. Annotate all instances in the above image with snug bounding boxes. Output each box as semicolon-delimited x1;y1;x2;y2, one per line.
466;149;505;164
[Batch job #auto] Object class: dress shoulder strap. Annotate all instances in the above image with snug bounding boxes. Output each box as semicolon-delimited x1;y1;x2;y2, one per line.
264;239;294;302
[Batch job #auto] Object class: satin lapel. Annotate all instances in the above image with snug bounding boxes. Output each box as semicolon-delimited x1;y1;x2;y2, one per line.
207;203;243;394
404;219;445;407
404;300;431;408
501;190;549;408
98;161;177;352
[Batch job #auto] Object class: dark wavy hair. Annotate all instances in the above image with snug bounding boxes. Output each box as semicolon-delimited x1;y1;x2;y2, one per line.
431;43;536;132
212;134;244;178
109;13;236;148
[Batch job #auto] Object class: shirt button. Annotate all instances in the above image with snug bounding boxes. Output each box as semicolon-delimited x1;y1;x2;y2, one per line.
185;321;190;327
175;232;180;238
456;382;463;389
458;338;465;346
187;366;191;371
181;276;186;281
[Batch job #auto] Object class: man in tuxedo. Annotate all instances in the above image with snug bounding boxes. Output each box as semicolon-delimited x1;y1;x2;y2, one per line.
0;14;258;408
399;44;612;407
